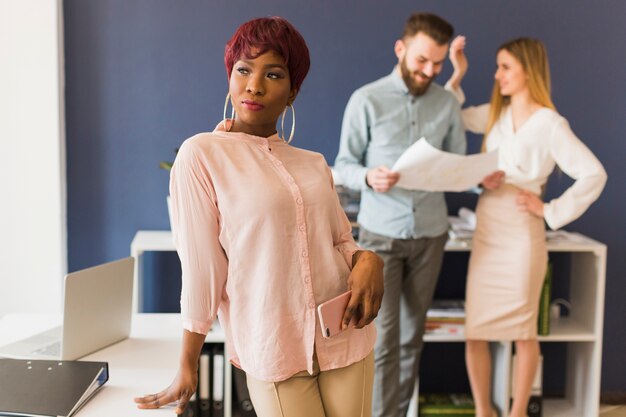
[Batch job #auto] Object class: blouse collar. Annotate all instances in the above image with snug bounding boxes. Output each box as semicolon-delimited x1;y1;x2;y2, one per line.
214;119;284;144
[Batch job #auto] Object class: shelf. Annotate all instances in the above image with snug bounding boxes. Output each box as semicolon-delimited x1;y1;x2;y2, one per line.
543;398;582;417
446;231;606;253
423;317;596;343
538;317;596;342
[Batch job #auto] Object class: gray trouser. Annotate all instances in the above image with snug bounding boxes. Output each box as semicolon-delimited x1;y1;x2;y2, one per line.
359;228;448;417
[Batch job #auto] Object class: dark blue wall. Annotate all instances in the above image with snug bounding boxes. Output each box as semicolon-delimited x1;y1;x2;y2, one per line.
64;0;626;392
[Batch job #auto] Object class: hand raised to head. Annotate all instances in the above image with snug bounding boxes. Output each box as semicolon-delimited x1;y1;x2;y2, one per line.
449;35;468;77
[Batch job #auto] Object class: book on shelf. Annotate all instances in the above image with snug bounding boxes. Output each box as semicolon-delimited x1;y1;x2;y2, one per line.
426;300;465;336
545;230;586;243
448;228;474;242
418;392;475;416
537;262;552;336
427;300;465;318
447;207;476;244
0;358;108;417
425;322;465;336
510;355;543;417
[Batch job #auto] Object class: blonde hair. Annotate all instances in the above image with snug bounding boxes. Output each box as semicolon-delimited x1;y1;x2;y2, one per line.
484;38;556;150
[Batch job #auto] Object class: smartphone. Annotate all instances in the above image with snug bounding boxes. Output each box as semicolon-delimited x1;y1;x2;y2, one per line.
317;290;352;338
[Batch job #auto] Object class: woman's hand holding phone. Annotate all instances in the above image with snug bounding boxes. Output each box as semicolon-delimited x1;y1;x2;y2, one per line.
344;250;384;329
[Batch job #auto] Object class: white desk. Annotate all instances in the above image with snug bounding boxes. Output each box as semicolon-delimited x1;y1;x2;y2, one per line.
0;313;226;417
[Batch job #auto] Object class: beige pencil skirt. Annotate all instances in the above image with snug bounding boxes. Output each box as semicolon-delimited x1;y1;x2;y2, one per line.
465;184;548;341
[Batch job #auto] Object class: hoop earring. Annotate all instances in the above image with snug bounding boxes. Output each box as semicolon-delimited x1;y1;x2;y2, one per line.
223;92;235;131
279;104;296;144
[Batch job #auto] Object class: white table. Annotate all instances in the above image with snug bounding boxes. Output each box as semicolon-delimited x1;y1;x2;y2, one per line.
0;313;226;417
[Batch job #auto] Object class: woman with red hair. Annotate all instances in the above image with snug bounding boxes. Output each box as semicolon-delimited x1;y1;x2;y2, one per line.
135;17;383;417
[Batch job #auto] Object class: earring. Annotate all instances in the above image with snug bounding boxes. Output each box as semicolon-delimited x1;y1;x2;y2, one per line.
279;104;296;144
223;92;235;131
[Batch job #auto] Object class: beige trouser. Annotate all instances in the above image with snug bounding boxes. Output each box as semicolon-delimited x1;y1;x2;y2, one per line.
246;350;375;417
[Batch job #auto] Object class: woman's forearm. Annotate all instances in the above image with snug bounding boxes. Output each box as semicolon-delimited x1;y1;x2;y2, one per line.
179;329;207;371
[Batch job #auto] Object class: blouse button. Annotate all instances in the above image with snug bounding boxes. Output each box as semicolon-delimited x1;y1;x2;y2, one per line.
308;301;315;309
302;250;308;258
299;224;306;232
296;198;303;205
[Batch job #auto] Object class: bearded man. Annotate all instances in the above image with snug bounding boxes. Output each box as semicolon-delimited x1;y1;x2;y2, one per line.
334;12;466;417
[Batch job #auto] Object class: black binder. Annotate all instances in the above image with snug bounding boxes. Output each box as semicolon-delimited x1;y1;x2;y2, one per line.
180;400;199;417
211;345;225;417
232;366;256;416
0;358;108;417
198;344;212;417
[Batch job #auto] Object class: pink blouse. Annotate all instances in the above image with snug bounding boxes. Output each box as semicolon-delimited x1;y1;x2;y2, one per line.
170;124;376;382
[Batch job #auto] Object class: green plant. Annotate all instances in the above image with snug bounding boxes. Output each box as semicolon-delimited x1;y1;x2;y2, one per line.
159;149;178;171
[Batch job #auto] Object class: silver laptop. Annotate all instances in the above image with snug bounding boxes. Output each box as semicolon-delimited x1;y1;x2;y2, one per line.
0;257;134;360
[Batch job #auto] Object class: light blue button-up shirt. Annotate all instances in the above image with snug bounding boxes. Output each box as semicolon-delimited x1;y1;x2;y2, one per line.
334;69;466;239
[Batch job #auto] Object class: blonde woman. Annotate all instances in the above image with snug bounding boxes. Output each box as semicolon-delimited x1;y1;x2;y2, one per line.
446;37;607;417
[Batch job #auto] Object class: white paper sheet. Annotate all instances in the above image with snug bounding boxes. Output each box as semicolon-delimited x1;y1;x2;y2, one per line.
391;137;498;192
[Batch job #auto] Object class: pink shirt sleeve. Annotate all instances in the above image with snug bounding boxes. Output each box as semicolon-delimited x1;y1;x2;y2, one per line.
170;140;228;335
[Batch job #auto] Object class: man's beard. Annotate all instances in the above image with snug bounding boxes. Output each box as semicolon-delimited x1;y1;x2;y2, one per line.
400;56;436;96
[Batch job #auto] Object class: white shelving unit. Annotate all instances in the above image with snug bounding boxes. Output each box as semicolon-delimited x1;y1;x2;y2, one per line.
131;230;606;417
413;231;606;417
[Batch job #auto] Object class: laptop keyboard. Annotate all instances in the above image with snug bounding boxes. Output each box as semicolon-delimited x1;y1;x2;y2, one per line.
31;341;61;357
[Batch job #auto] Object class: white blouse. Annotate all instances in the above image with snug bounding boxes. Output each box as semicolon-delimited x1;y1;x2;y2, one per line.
446;84;607;230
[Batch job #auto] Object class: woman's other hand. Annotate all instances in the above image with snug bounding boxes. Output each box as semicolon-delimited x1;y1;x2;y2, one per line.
134;366;198;415
343;251;384;329
517;189;544;218
135;329;205;415
481;170;505;190
448;35;468;90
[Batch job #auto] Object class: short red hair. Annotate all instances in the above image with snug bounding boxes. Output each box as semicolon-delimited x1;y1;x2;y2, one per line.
224;17;310;91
